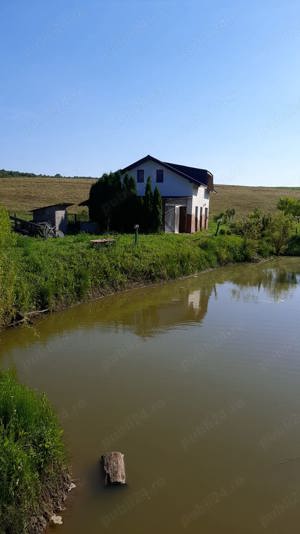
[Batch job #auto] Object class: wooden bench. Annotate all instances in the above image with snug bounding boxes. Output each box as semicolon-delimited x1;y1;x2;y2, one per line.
90;238;115;248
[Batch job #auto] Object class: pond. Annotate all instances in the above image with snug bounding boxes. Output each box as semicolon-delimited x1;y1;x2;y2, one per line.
0;258;300;533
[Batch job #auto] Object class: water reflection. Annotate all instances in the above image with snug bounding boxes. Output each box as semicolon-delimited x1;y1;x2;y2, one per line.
0;258;300;534
0;258;299;355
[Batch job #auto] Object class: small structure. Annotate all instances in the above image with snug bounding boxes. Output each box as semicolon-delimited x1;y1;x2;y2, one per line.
101;452;126;486
31;203;72;235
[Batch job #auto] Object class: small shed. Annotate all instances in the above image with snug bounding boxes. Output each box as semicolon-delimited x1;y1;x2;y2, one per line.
31;203;72;235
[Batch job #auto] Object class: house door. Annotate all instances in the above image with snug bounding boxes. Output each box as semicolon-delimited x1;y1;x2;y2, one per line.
179;206;187;233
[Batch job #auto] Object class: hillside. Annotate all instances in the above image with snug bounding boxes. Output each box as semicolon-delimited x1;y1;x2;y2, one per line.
0;173;300;217
212;184;300;217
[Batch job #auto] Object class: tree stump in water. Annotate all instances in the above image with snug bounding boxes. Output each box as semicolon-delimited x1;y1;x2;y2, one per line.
102;452;126;486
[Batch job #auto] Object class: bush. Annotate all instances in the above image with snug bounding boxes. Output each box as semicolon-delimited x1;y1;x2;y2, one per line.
286;235;300;256
200;235;257;265
0;206;15;247
0;207;18;326
265;212;293;255
0;372;66;533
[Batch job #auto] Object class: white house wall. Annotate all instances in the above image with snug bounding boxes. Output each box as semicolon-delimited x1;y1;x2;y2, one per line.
122;159;211;233
125;160;194;199
192;185;210;231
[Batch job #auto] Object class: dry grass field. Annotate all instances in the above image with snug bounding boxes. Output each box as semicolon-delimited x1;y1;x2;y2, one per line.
0;176;96;216
0;175;300;218
212;184;300;217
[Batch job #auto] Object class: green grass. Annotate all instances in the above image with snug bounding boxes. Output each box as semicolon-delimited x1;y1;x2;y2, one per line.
0;229;265;329
0;372;66;534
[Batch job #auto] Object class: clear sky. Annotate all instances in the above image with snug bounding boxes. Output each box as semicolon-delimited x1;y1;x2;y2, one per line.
0;0;299;185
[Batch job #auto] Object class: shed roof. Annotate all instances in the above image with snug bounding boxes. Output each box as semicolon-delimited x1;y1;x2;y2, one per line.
30;203;73;212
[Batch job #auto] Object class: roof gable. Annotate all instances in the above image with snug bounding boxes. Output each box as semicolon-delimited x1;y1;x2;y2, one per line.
121;155;214;190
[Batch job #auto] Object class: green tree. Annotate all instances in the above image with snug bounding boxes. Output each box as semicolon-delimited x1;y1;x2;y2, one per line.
152;186;163;232
266;212;293;255
89;171;123;231
122;174;140;232
213;212;225;236
230;209;269;240
144;177;153;232
277;197;300;231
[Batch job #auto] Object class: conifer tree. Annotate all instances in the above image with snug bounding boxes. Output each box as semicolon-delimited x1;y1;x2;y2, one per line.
144;176;153;232
152;186;162;232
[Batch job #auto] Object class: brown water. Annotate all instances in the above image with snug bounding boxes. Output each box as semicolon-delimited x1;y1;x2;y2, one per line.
1;258;300;534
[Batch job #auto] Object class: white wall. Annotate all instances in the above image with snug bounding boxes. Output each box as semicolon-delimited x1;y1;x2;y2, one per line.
123;160;194;198
192;185;210;213
191;185;210;231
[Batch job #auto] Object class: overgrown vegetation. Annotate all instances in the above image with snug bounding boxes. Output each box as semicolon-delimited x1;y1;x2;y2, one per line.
0;372;67;533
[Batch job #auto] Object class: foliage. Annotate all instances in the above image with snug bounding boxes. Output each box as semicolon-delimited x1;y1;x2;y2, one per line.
286;235;300;256
0;206;15;247
143;176;154;232
152;186;163;233
265;212;294;255
89;171;123;231
199;234;255;265
230;209;272;240
0;372;66;533
277;197;300;222
89;173;163;233
229;209;294;255
0;208;17;327
213;208;235;235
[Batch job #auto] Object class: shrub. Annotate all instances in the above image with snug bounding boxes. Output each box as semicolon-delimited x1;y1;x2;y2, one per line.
286;235;300;256
0;206;15;247
265;212;293;255
0;372;66;533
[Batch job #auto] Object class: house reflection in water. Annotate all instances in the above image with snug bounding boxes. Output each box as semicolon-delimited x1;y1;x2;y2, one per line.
117;282;214;338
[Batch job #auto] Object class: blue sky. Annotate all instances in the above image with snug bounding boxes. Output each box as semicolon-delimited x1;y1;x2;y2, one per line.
0;0;299;185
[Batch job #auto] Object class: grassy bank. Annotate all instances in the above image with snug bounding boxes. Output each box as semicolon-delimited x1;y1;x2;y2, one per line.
0;227;266;330
1;205;299;329
0;372;69;534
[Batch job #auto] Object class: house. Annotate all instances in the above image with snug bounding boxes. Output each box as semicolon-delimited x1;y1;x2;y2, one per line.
30;203;72;235
121;155;214;233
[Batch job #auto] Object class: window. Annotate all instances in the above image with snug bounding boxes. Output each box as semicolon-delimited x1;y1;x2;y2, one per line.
137;169;144;183
156;169;164;183
195;206;198;232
